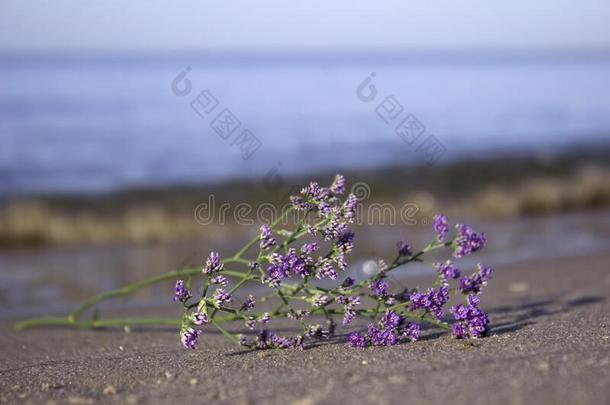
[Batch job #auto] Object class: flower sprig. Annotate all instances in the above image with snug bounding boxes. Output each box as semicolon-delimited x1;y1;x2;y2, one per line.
172;175;493;350
15;174;492;350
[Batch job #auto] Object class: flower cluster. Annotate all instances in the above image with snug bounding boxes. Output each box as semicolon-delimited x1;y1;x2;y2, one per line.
181;328;201;350
453;224;487;258
398;240;412;257
243;330;304;350
203;251;224;274
409;287;450;320
433;214;449;241
459;263;493;294
169;174;494;350
435;261;461;285
173;280;191;303
212;288;232;308
348;310;421;348
370;279;390;298
241;294;256;311
192;310;209;325
337;295;361;325
451;295;490;339
259;225;277;250
264;249;311;286
329;174;346;195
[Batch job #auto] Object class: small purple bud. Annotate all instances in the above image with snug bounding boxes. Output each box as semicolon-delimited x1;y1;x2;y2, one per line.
181;328;201;349
398;240;412;257
173;280;191;303
433;214;449;241
203;251;224;274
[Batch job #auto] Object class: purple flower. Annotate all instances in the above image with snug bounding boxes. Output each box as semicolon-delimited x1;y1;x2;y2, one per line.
290;195;314;211
338;295;360;325
337;295;360;307
367;324;400;346
479;264;493;281
435;261;461;284
301;243;318;254
371;279;390;298
266;250;312;286
246;317;256;330
451;298;490;340
451;304;469;321
259;225;277;250
268;334;300;349
361;310;418;347
317;259;337;280
293;260;310;278
468;294;480;307
330;174;346;195
453;224;487;258
341;277;355;289
181;328;201;349
203;251;224;274
285;249;309;278
322;218;348;241
266;262;289;287
452;323;467;339
409;287;449;321
433;214;449;242
211;275;227;286
342;310;356;326
384;310;403;328
242;294;256;311
398;240;412;257
336;230;355;254
342;194;358;223
173;280;192;303
192;310;209;325
459;264;493;295
348;332;369;348
212;288;232;308
301;181;328;201
318;201;335;217
311;294;330;308
403;323;421;341
366;324;382;345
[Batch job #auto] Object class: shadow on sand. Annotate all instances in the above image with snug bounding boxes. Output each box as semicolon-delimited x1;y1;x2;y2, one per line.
488;295;604;335
225;294;605;356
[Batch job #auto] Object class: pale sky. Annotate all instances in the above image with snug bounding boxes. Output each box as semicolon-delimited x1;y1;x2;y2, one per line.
1;0;610;51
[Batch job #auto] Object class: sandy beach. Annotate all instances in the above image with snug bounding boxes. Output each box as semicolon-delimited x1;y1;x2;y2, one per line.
2;250;609;404
3;3;610;404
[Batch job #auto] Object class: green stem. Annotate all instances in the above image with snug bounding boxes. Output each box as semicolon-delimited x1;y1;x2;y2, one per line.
66;260;247;322
234;207;295;259
211;320;240;345
16;316;181;330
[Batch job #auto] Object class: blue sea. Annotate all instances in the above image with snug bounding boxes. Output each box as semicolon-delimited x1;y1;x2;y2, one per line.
1;50;610;197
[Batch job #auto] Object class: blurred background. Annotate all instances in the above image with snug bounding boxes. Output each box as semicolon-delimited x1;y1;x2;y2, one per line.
1;1;610;319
